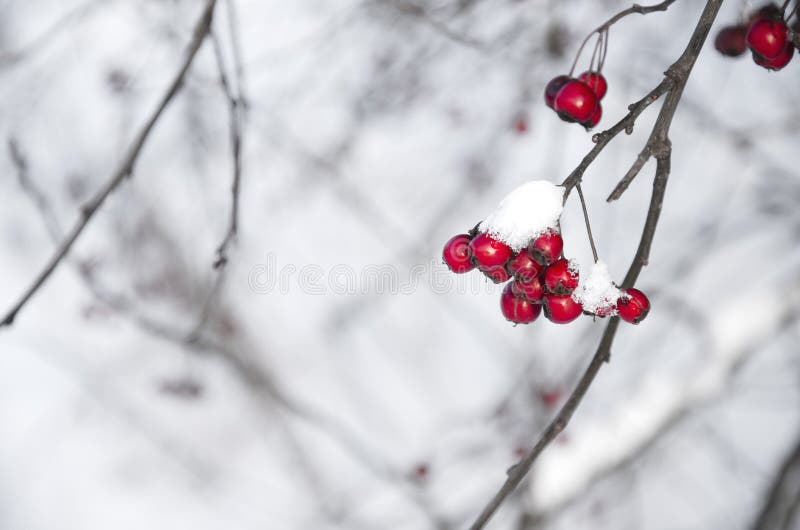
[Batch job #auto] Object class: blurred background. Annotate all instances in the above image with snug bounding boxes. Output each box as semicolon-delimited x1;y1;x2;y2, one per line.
0;0;799;529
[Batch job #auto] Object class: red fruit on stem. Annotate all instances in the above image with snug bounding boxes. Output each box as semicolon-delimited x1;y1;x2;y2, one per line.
469;232;513;270
747;18;788;59
554;80;597;123
752;42;794;69
530;230;563;265
578;71;607;99
482;265;511;284
501;283;542;324
714;25;748;57
583;103;602;129
442;234;475;273
507;249;543;281
542;293;583;324
544;75;571;109
544;258;579;294
511;276;544;302
616;287;650;324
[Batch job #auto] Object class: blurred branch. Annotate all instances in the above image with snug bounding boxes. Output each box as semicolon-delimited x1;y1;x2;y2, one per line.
751;435;800;530
0;0;218;328
0;0;104;68
470;1;724;528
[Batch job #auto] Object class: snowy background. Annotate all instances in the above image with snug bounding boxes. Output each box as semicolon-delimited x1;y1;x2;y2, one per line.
1;0;799;529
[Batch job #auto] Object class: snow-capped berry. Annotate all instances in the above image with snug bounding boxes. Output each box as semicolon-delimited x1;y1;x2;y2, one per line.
511;276;544;302
507;249;543;281
554;80;597;123
583;103;602;129
544;75;571;109
529;230;563;265
544;258;579;294
616;287;650;324
578;71;607;99
714;25;748;57
501;283;542;324
482;265;511;284
469;232;513;270
752;42;794;69
747;18;788;59
442;234;475;273
542;293;583;324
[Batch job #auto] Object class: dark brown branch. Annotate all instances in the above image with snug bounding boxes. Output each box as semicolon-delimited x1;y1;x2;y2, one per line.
750;435;800;530
560;80;670;198
469;1;724;528
0;0;218;328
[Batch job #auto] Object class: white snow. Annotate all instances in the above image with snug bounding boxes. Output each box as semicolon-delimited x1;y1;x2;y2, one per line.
478;180;564;251
571;261;623;315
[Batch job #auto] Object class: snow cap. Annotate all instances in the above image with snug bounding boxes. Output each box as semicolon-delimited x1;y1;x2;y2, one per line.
572;261;623;315
478;180;564;251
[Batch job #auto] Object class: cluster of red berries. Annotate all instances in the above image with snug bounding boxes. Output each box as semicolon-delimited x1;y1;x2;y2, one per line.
442;229;650;325
544;71;607;129
715;3;799;70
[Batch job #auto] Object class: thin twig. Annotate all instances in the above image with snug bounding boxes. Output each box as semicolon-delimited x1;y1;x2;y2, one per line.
575;184;599;262
469;1;723;528
0;0;218;328
210;30;245;271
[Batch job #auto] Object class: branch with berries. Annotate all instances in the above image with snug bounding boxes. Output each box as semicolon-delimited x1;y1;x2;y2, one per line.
440;0;729;527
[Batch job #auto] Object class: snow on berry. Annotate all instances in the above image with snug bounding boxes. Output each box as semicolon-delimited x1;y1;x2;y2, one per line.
478;180;564;251
571;261;623;316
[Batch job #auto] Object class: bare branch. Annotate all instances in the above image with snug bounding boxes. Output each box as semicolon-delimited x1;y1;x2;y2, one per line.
750;435;800;530
0;0;219;328
469;1;724;527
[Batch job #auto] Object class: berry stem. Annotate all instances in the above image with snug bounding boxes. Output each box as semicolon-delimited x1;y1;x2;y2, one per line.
576;183;600;263
568;0;677;77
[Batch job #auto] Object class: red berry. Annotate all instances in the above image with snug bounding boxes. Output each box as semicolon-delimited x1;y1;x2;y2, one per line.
501;283;542;324
529;230;563;265
752;42;794;69
578;71;607;99
583;102;602;129
544;258;579;294
542;293;583;324
616;287;650;324
554;80;597;123
747;18;788;59
511;276;544;302
544;75;571;109
442;234;475;273
515;115;528;134
412;463;429;480
540;390;561;407
507;249;543;281
470;232;513;270
715;25;747;57
483;265;511;284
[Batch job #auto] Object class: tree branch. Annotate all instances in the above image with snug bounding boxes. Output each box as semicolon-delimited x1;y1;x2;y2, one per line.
0;0;218;328
750;434;800;530
469;1;724;528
